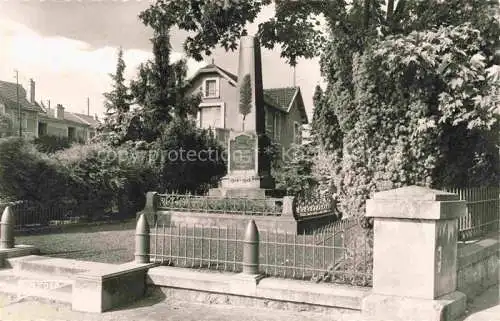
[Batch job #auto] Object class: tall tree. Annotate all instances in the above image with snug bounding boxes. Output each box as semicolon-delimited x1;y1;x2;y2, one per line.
129;19;200;142
239;74;252;131
101;47;131;133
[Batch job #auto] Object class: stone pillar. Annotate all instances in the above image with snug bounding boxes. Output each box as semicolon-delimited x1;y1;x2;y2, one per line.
362;185;467;321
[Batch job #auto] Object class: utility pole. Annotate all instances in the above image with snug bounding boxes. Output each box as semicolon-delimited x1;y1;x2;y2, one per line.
87;97;90;116
293;65;296;87
14;70;21;137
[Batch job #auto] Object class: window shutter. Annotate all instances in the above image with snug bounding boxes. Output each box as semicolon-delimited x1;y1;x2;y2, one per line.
215;79;220;97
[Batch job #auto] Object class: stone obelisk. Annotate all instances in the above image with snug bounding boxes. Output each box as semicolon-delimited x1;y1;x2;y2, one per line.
209;36;274;198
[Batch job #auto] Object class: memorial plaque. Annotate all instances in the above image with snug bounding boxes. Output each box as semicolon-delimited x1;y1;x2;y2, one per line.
229;134;256;171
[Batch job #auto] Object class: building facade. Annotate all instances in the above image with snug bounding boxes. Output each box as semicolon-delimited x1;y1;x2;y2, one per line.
0;79;99;142
186;64;308;153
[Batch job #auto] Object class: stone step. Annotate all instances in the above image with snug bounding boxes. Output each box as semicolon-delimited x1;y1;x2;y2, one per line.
0;269;73;304
6;255;116;278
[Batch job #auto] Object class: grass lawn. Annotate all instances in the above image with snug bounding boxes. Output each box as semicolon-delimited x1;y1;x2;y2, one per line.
16;220;136;264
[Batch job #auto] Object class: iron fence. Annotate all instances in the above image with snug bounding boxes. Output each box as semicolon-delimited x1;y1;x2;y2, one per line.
0;201;85;230
157;193;282;216
148;218;372;287
445;187;500;241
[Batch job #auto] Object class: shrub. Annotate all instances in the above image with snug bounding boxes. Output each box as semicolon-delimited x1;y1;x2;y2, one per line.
0;137;71;206
155;118;226;194
55;142;159;219
273;142;317;196
33;135;72;153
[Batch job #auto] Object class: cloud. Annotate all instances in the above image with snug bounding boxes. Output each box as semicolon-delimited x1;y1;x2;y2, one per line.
0;18;206;116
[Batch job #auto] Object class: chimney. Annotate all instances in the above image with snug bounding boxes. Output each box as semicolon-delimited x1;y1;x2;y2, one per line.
30;79;35;103
87;97;90;116
56;104;65;119
237;36;265;134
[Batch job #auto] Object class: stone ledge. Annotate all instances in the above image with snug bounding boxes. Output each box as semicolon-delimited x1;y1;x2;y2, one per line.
72;261;157;313
458;236;500;268
0;245;39;268
147;266;370;311
75;262;157;281
366;199;466;220
361;291;467;321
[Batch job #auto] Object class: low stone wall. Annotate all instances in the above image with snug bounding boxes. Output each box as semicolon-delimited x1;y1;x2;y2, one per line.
456;234;499;300
147;210;340;234
154;210;298;234
147;266;370;314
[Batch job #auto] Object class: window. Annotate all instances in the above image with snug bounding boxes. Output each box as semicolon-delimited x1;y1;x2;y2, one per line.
199;106;221;129
38;122;47;136
21;113;27;129
265;110;274;138
68;127;76;141
0;103;5;114
274;113;281;141
294;122;302;144
203;78;219;98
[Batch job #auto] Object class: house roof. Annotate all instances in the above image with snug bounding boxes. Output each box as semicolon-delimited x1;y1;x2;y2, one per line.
264;87;298;112
71;112;100;128
0;80;44;112
189;64;238;86
38;105;100;128
188;64;308;123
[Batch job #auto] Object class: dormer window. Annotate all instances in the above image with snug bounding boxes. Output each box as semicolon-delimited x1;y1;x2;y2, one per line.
203;78;219;98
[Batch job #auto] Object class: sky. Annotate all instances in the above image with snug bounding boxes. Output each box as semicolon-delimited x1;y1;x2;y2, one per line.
0;0;323;121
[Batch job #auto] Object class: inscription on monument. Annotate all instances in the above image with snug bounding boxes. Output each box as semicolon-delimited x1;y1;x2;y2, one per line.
230;134;255;171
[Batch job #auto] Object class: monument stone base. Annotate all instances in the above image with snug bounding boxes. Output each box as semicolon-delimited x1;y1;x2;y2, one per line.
208;173;275;199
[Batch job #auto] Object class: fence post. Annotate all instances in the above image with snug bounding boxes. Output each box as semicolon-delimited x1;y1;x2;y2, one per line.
243;220;259;274
135;213;150;264
0;206;15;249
282;196;296;217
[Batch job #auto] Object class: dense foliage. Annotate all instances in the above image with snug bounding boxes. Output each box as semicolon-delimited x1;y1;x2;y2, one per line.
0;137;158;218
272;142;317;196
139;0;500;227
33;135;72;154
154;118;226;194
0;137;70;206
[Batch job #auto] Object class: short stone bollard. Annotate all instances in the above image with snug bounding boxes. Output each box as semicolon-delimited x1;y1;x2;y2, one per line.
135;213;150;264
0;206;15;249
243;220;259;274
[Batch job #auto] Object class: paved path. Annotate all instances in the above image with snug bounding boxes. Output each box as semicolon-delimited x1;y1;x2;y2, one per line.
1;284;498;321
0;290;362;321
459;284;500;321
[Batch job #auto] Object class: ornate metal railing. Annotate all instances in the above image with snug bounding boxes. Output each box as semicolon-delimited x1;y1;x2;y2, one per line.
295;191;336;217
157;194;282;216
